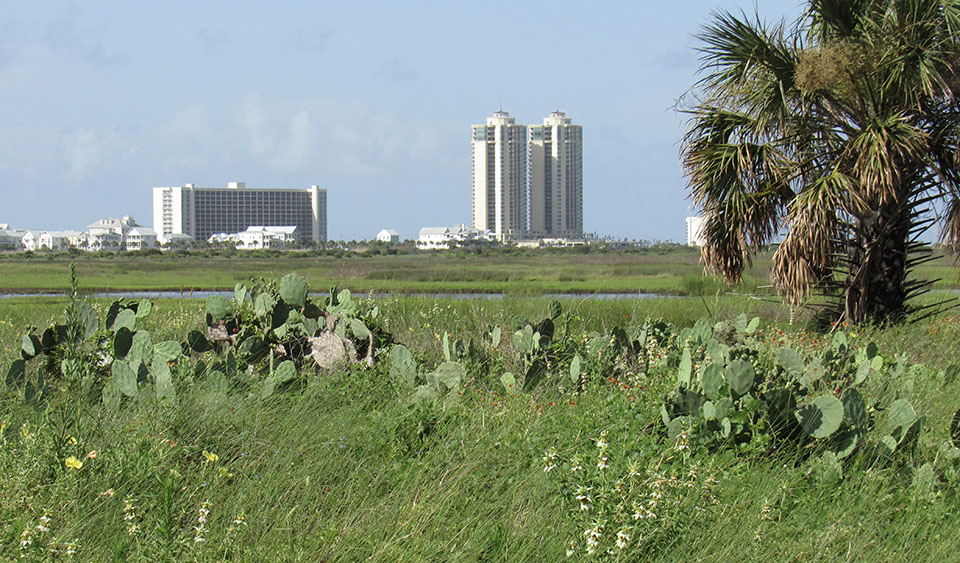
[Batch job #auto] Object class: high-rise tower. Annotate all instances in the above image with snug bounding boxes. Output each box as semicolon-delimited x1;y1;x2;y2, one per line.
152;181;327;244
529;111;583;238
472;111;528;240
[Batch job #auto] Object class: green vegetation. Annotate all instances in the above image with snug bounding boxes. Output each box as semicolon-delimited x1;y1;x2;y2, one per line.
2;270;960;560
683;0;960;324
0;250;755;295
0;250;957;296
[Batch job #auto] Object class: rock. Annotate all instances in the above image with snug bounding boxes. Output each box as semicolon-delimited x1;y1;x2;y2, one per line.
206;324;231;343
308;331;357;370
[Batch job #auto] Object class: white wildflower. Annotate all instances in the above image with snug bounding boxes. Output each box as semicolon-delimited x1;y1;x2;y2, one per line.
122;498;138;521
19;528;33;550
575;486;593;512
596;431;609;450
542;448;558;472
198;500;212;525
194;500;212;543
584;521;603;555
37;511;52;534
616;527;631;550
597;452;609;470
570;455;583;473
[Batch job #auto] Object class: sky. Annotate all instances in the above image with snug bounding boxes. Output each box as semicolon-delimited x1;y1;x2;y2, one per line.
0;0;806;242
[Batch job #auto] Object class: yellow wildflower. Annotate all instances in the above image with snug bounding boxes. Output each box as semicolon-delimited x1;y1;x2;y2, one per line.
64;456;83;470
202;450;219;463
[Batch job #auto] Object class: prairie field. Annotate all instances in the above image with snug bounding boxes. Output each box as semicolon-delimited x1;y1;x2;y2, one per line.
0;248;795;295
1;255;959;560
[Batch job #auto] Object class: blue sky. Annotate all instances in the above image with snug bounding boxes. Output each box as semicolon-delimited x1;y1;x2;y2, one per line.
0;0;804;242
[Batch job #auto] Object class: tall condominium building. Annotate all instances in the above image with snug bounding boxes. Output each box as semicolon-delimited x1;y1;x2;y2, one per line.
529;111;583;238
152;181;327;244
472;111;528;241
685;215;706;247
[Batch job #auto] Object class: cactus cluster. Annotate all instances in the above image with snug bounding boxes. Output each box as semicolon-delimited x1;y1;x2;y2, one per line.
7;295;183;409
387;344;463;409
5;272;391;407
188;275;390;397
658;313;937;473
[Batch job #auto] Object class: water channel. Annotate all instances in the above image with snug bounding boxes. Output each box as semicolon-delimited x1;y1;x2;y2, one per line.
0;290;676;300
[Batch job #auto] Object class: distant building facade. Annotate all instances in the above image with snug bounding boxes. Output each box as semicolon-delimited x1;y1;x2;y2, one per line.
686;216;706;247
124;227;158;251
529;111;583;239
0;228;21;250
152;181;327;245
86;216;143;251
40;231;83;251
208;225;298;249
472;111;527;241
418;224;495;249
376;229;399;243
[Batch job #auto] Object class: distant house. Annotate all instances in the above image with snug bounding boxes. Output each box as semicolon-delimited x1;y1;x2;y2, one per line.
86;216;144;251
377;229;400;243
20;230;42;251
208;226;297;249
417;227;452;249
0;228;23;250
39;231;83;251
125;226;158;251
161;233;193;247
417;224;495;249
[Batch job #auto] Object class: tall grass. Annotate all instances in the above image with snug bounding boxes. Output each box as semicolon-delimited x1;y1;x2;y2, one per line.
1;295;959;560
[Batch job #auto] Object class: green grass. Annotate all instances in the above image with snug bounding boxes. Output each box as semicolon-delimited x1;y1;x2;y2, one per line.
2;282;960;559
0;251;772;295
1;248;955;299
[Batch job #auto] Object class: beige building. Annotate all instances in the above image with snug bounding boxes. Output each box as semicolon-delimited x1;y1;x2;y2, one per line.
472;111;527;241
152;181;326;245
529;111;583;239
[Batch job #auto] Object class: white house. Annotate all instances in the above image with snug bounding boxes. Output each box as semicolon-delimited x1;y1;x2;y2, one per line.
86;231;123;251
417;224;495;249
39;231;83;251
20;230;42;251
417;227;453;249
0;228;24;250
125;226;158;251
85;216;145;252
161;233;193;247
208;226;297;249
376;229;399;243
88;216;139;236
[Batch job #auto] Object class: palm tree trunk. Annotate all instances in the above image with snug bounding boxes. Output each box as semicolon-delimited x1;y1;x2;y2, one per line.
844;201;911;324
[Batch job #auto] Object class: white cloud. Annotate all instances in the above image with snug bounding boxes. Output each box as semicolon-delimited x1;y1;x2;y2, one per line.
232;93;461;178
238;94;278;158
60;127;122;180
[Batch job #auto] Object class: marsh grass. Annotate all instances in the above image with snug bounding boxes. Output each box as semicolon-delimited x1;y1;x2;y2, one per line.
0;252;783;296
1;294;959;560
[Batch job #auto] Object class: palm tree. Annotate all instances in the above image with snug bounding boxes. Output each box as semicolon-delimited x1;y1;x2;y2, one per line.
682;0;960;324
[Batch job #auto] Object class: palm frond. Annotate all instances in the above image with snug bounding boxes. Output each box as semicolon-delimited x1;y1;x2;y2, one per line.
848;114;929;210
